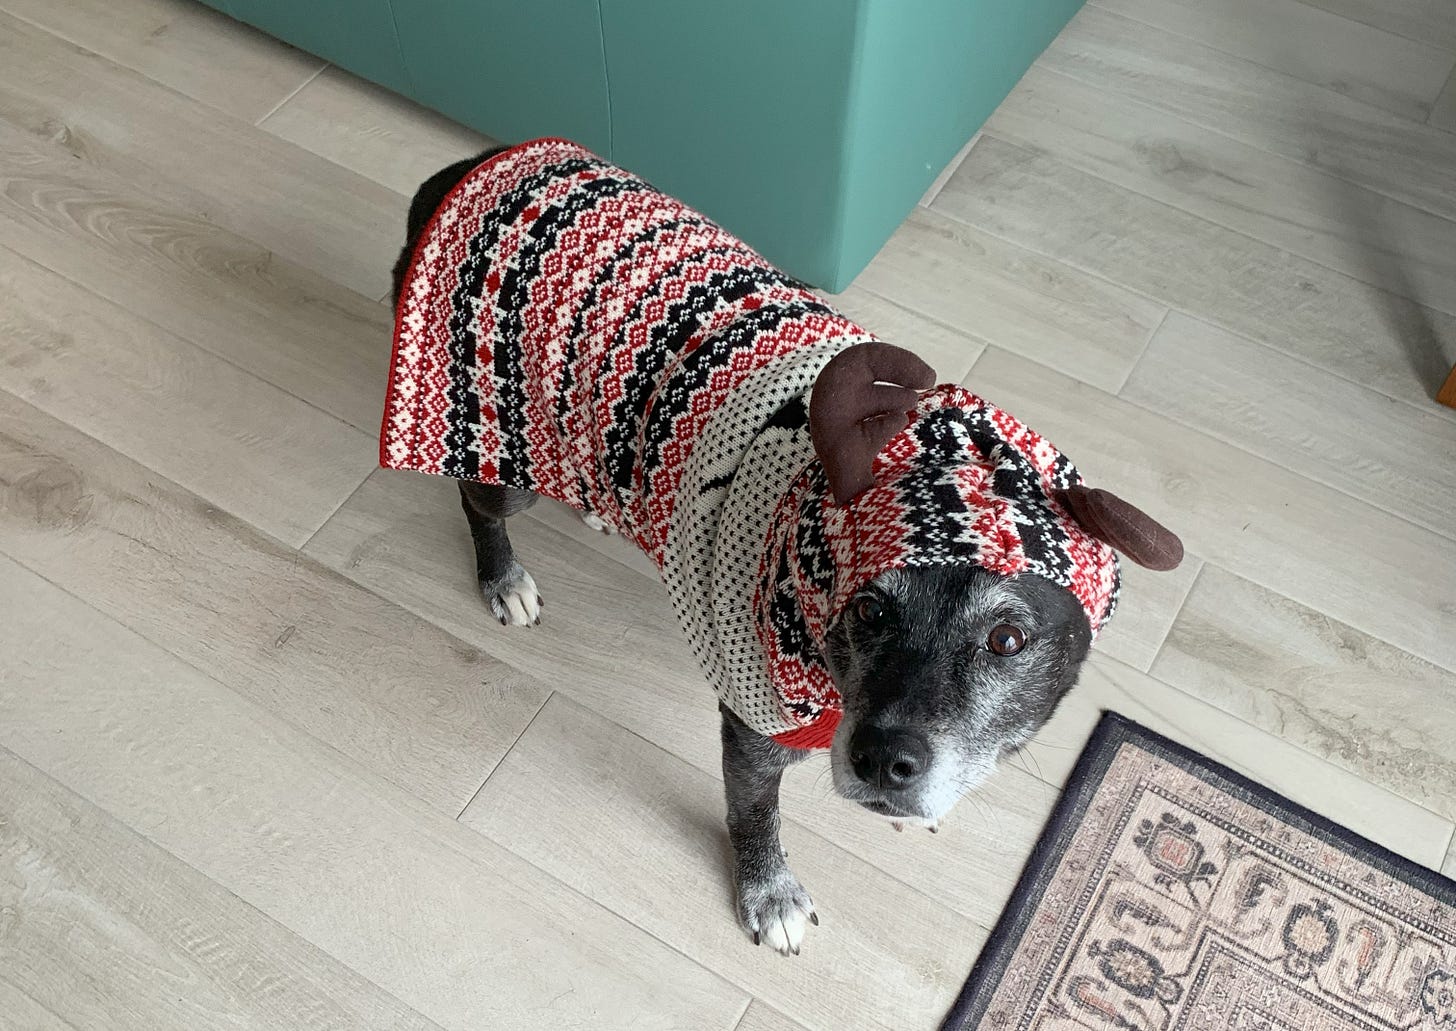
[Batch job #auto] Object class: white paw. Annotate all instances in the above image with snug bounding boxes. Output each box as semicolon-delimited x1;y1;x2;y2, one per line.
737;867;817;956
581;512;616;535
482;564;541;627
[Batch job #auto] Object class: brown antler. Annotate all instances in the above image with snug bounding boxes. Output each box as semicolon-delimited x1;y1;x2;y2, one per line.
810;342;937;505
1059;485;1184;571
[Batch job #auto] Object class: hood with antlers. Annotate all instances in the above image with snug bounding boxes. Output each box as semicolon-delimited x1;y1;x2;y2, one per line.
736;342;1182;748
803;343;1182;630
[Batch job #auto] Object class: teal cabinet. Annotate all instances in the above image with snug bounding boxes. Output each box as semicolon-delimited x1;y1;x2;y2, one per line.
834;0;1087;288
193;0;1085;290
390;0;611;155
599;0;1083;288
598;0;858;291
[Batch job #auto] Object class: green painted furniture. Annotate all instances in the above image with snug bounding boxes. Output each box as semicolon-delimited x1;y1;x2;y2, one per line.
205;0;1084;290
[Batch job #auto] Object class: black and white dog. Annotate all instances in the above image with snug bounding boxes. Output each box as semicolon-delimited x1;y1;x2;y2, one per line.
387;141;1182;955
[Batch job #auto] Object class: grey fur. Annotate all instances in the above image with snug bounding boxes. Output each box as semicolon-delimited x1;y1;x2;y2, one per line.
459;482;540;626
824;564;1091;826
720;704;817;953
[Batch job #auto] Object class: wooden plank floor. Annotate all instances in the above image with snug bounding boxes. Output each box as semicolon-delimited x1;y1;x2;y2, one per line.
1;0;1453;1026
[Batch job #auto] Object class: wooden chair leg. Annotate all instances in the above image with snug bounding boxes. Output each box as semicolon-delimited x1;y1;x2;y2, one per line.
1440;364;1456;409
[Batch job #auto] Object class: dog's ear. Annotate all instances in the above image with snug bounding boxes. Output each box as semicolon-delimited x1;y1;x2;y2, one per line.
810;343;937;505
1058;485;1184;571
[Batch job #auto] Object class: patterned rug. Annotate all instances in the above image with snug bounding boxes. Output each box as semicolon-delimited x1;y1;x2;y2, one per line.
943;712;1456;1030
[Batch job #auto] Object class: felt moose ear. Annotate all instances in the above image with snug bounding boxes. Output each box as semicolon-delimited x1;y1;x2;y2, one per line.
1058;485;1184;571
810;342;937;505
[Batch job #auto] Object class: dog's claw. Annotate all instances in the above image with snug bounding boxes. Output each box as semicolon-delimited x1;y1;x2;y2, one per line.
892;820;905;833
809;911;819;926
484;566;542;628
738;867;814;955
928;823;939;834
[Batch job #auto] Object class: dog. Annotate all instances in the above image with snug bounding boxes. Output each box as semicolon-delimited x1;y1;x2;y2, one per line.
385;139;1182;955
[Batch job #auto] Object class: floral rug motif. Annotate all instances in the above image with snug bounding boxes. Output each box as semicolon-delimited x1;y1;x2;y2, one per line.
943;713;1456;1030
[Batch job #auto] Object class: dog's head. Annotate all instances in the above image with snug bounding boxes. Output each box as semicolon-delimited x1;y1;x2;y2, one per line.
823;563;1090;823
808;343;1182;825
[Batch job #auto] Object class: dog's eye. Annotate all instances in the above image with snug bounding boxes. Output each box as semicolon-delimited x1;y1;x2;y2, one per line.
987;624;1026;656
855;596;886;626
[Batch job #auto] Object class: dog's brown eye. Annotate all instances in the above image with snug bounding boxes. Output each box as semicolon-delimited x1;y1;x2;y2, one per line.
987;624;1026;656
855;597;885;626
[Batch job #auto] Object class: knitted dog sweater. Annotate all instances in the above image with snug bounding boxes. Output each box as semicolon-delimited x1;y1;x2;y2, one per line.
382;138;1120;750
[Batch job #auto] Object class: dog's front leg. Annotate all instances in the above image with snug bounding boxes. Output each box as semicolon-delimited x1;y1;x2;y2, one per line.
720;705;817;955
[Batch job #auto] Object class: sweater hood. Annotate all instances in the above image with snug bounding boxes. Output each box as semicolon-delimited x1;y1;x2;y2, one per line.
750;386;1120;742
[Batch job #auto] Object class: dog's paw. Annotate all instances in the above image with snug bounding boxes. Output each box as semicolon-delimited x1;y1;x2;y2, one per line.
481;563;541;627
736;865;817;956
581;512;616;535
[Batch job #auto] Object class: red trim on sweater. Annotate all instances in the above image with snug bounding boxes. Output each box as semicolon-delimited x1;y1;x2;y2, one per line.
772;710;841;751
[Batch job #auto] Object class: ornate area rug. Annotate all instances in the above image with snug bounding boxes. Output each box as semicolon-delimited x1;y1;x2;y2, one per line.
944;712;1456;1030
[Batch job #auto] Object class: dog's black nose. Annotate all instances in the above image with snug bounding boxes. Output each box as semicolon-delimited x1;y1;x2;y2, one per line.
848;725;930;789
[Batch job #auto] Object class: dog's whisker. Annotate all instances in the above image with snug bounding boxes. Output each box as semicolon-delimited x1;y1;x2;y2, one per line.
1024;739;1076;752
1012;751;1042;789
1021;748;1054;793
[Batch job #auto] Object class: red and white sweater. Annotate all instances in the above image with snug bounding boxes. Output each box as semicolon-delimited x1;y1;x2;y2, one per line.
382;138;1120;750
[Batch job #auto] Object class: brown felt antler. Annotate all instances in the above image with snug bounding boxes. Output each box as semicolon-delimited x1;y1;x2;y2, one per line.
810;342;937;505
1058;485;1184;571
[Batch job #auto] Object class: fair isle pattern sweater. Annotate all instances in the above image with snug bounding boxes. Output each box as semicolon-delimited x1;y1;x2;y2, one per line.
382;138;1121;750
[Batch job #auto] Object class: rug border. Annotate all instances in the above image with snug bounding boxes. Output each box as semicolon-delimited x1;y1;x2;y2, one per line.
939;709;1456;1031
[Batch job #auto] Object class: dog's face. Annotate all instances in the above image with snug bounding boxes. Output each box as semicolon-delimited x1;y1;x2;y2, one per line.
823;564;1092;825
